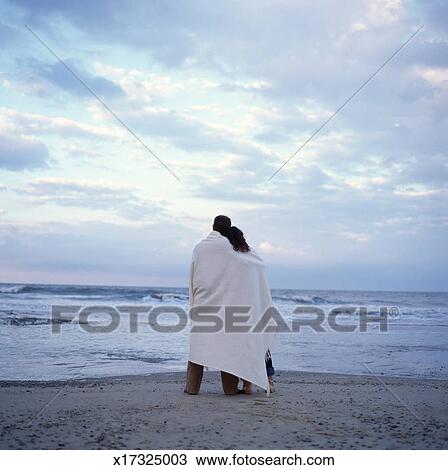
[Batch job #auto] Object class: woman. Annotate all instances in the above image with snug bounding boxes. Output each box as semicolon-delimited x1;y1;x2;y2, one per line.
219;226;275;394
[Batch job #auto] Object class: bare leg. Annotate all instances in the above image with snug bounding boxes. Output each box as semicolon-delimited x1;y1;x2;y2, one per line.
220;371;239;395
268;376;275;393
242;380;252;394
185;361;204;395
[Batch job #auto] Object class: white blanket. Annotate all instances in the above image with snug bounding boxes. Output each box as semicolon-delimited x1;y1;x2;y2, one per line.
188;231;274;391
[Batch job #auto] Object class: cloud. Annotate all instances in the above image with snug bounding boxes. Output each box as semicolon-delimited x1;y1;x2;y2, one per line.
0;71;51;97
0;133;49;170
0;20;19;47
92;103;274;162
217;80;272;94
257;240;314;262
0;219;199;285
394;153;448;187
405;41;448;68
0;107;122;140
12;0;202;66
92;63;219;103
0;0;446;289
7;177;165;220
9;1;409;77
340;231;371;243
21;59;125;98
9;0;444;109
417;0;448;33
11;1;446;177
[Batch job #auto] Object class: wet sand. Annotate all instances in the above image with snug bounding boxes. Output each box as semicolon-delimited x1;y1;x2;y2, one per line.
0;371;447;449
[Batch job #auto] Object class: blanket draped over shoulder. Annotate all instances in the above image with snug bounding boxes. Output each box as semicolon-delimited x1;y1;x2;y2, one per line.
189;231;274;391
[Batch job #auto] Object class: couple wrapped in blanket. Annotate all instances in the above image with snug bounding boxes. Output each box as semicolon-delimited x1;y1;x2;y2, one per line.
185;215;275;396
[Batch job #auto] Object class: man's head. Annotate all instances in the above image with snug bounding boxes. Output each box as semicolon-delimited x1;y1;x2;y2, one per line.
213;215;231;234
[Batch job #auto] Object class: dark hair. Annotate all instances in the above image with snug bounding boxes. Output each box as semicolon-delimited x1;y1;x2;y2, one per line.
221;226;250;253
213;215;231;233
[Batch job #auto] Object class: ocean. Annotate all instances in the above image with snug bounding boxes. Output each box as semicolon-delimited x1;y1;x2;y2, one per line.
0;283;447;381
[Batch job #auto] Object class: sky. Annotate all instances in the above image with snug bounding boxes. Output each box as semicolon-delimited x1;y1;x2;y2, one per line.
0;0;447;291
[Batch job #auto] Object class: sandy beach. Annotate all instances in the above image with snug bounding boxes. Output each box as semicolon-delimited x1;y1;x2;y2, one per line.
0;371;447;450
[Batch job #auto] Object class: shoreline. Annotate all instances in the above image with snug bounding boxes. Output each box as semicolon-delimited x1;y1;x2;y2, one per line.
1;368;448;386
1;370;447;449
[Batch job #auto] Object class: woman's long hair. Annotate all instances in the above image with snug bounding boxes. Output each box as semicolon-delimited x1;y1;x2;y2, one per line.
219;226;250;252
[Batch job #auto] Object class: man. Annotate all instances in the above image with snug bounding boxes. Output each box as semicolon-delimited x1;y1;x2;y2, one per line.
212;214;232;235
185;215;237;395
185;215;273;395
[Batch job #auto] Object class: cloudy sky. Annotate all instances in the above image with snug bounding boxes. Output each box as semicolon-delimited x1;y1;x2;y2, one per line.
0;0;447;290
